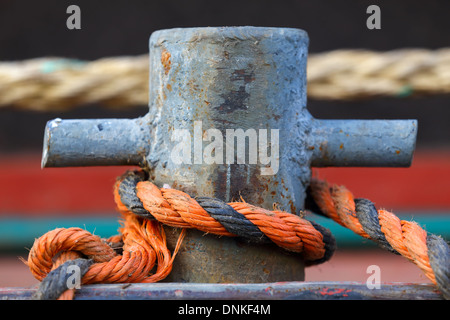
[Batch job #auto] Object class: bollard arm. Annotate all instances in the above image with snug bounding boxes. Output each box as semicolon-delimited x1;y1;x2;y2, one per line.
309;118;418;167
41;115;152;168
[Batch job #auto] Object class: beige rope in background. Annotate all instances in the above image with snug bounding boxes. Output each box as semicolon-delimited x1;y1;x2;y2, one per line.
1;48;449;111
308;48;450;100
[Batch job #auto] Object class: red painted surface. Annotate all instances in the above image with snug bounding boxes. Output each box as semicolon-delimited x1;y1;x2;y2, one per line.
0;153;138;215
0;150;449;215
318;287;351;296
312;149;450;211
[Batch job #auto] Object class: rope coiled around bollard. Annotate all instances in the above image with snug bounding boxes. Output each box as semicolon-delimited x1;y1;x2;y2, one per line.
116;170;336;265
24;170;336;299
306;178;450;299
24;170;449;300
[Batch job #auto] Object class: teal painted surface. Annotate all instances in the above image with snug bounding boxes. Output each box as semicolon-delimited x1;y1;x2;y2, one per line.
0;213;449;249
0;216;122;249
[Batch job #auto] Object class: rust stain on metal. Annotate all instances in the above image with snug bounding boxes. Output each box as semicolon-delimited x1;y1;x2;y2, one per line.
161;49;171;75
289;200;296;215
318;141;330;163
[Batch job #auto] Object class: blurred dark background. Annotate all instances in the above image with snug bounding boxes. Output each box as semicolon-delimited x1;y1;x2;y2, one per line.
0;0;449;151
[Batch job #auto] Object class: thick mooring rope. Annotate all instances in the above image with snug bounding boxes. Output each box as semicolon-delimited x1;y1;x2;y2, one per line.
306;178;449;299
115;171;336;265
307;48;450;100
2;48;450;111
25;170;336;299
24;170;449;300
26;212;186;300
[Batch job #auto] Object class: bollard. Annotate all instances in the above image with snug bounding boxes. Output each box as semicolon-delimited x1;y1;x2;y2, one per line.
41;27;417;283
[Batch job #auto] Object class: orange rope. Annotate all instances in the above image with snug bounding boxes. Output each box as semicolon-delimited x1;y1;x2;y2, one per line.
130;178;328;260
25;173;330;299
25;212;186;289
24;171;448;299
308;178;438;284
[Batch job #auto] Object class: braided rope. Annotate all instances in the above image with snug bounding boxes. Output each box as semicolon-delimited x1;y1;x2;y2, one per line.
25;211;186;297
116;170;336;265
307;48;450;100
2;48;450;111
32;257;92;300
24;170;335;299
24;170;449;299
306;178;450;299
0;56;149;111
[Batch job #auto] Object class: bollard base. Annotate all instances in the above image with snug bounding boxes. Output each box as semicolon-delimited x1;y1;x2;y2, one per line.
162;227;305;283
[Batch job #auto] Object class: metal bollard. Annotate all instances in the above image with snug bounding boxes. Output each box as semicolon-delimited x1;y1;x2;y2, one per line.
41;27;417;283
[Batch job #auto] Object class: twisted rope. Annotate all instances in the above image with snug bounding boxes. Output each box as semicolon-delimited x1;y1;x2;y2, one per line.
2;48;450;111
307;48;450;99
25;207;186;299
116;170;336;265
306;178;450;299
24;170;449;300
24;170;335;299
32;257;92;300
0;56;149;111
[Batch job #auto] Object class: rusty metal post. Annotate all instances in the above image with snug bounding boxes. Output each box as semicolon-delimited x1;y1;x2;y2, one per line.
40;27;417;283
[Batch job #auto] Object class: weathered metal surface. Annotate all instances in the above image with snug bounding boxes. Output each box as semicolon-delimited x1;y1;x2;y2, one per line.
162;227;304;283
310;119;417;167
0;282;443;300
146;27;312;214
42;116;151;167
39;27;418;283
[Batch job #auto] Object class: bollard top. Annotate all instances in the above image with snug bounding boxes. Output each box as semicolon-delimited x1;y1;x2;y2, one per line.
149;26;309;47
